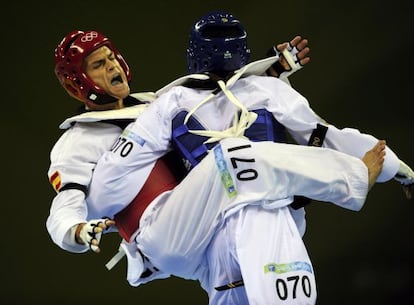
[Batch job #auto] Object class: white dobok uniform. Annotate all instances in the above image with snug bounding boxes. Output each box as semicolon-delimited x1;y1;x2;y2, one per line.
46;95;151;253
87;58;400;304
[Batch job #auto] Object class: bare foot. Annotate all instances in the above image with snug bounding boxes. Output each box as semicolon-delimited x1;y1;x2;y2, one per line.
362;140;386;190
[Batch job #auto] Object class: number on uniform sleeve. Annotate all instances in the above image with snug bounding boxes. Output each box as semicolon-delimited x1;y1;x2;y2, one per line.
227;144;258;181
275;275;312;300
111;137;134;157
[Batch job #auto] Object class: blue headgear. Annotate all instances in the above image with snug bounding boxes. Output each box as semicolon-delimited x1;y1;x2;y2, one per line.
186;11;251;77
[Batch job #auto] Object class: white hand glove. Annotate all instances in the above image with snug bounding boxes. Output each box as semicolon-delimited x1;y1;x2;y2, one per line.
280;44;303;78
74;218;115;253
266;43;303;79
394;160;414;199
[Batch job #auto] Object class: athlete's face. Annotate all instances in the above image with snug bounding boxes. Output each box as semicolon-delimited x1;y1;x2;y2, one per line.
84;46;130;103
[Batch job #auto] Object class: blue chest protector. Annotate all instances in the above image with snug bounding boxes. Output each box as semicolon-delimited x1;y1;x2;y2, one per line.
171;108;287;172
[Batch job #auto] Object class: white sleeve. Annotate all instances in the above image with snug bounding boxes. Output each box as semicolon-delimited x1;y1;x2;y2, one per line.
88;101;172;219
265;79;399;183
322;126;400;182
46;189;88;253
46;122;121;252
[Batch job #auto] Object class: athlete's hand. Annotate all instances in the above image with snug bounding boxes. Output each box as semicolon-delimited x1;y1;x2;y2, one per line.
278;35;310;68
266;35;310;78
74;218;116;253
394;160;414;199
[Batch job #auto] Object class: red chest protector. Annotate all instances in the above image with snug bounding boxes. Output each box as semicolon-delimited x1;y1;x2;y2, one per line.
114;153;185;241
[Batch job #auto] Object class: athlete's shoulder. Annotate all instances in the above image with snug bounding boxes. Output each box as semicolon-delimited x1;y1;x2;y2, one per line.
55;121;114;145
50;122;120;164
155;74;211;97
58;104;148;129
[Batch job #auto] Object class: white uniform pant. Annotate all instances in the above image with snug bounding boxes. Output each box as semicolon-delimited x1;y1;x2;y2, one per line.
129;138;367;286
205;205;316;305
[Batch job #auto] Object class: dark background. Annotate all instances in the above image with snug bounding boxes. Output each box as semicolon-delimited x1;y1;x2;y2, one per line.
2;0;413;304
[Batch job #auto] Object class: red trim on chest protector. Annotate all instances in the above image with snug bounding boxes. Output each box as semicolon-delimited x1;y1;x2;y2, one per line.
114;157;180;242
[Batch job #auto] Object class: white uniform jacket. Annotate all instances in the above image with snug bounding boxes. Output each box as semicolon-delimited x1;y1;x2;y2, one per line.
88;72;400;219
46;98;150;253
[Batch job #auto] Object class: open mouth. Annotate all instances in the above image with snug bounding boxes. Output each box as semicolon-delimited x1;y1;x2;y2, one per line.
111;73;124;86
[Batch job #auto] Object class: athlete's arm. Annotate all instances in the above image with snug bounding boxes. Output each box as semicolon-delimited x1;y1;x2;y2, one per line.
88;100;173;219
262;77;400;183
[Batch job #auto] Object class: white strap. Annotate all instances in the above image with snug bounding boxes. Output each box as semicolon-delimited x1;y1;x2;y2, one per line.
276;48;302;81
184;79;257;144
184;92;216;125
105;245;126;270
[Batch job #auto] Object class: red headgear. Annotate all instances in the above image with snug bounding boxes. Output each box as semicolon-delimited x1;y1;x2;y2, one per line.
54;30;131;105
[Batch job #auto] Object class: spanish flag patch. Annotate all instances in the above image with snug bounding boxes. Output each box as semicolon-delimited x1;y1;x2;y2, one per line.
50;171;62;192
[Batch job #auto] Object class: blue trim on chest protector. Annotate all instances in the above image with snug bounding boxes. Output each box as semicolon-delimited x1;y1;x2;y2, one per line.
171;108;287;171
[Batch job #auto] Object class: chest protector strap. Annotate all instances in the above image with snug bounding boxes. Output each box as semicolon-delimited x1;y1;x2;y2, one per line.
172;111;215;170
244;108;287;143
172;108;287;171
